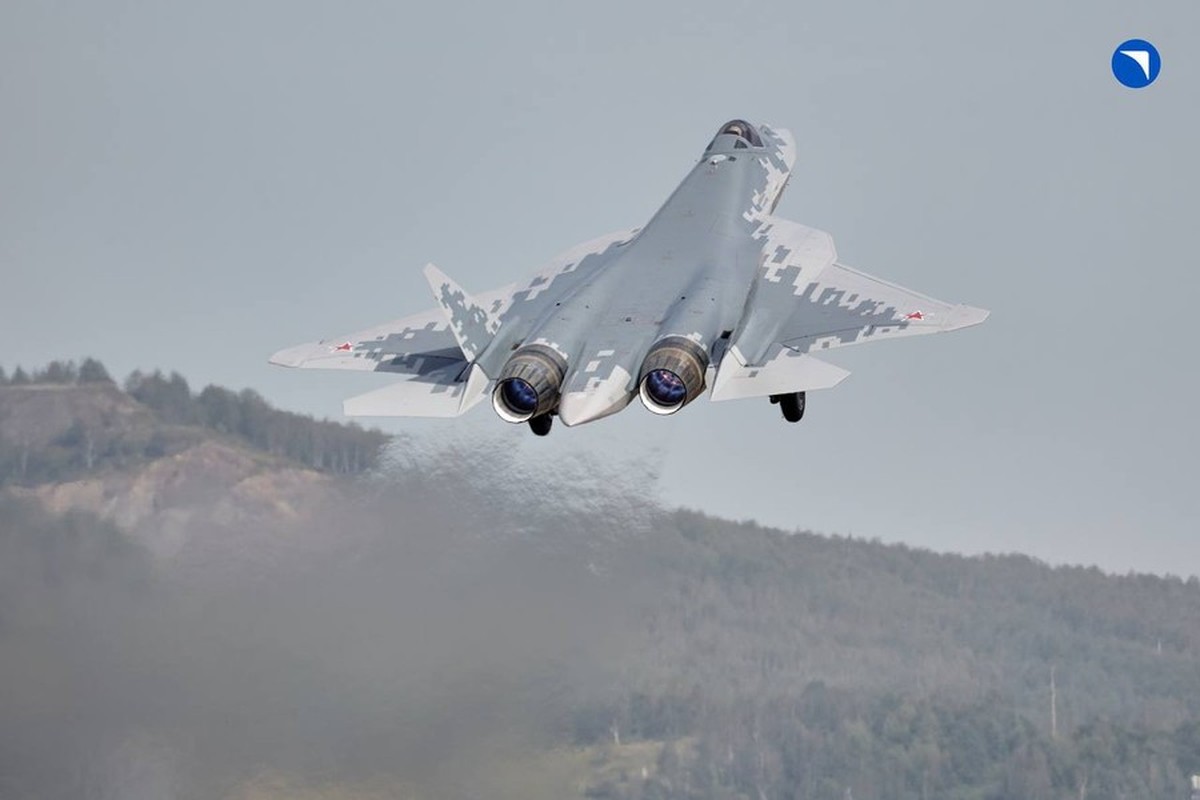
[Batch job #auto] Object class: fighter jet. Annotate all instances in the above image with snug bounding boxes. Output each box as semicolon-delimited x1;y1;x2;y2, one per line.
270;119;987;436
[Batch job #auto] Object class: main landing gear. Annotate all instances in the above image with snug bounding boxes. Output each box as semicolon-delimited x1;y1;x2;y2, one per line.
528;414;553;437
769;392;806;423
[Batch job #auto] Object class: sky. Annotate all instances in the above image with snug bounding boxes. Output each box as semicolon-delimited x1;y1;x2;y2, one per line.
2;0;1197;575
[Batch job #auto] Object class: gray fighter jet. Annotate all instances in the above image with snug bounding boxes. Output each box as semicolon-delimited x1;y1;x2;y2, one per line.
271;120;987;436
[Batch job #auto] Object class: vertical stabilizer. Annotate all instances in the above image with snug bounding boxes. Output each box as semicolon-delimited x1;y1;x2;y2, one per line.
422;263;498;362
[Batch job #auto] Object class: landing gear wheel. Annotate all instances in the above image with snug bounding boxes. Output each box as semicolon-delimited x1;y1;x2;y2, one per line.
529;415;553;437
779;392;805;423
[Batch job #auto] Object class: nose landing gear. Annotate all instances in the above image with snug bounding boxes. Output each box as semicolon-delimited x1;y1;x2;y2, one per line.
528;415;553;436
770;392;805;423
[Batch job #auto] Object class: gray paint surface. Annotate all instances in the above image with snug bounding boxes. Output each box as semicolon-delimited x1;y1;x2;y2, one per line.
269;120;987;428
1;0;1197;574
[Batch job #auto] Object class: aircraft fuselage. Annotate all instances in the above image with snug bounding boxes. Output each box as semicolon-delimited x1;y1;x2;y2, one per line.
484;129;792;426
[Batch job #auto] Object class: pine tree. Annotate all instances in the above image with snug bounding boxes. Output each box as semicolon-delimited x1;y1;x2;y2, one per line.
126;370;196;423
78;357;113;384
38;360;78;384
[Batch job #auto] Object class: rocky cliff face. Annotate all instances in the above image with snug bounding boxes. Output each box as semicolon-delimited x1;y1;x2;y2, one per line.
0;383;340;577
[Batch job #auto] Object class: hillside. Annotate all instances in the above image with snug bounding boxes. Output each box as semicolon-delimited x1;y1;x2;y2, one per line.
1;361;1198;799
0;362;389;572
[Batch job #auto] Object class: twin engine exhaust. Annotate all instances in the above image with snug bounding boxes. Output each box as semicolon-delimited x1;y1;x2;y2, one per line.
637;336;708;415
491;344;568;423
492;336;710;423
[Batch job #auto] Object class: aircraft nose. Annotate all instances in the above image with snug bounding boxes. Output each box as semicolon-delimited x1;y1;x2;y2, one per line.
556;367;636;427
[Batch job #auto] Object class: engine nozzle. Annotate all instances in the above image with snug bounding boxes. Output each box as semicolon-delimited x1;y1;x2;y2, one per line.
491;344;567;423
637;336;709;415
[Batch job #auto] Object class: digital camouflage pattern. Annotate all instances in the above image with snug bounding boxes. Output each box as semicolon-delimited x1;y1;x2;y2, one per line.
271;120;987;431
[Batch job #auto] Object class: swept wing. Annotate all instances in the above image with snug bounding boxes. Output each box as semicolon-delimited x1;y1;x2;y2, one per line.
268;229;638;416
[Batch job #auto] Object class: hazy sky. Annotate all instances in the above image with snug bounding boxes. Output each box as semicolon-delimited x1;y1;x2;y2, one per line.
3;0;1197;575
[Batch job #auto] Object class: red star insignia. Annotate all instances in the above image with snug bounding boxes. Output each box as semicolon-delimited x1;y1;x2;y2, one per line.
904;311;925;321
334;342;353;352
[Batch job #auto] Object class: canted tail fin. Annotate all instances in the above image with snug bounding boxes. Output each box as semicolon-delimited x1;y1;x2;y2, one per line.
422;263;498;362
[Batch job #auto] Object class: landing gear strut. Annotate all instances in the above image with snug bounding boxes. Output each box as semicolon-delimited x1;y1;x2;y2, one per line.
529;414;553;436
770;392;805;423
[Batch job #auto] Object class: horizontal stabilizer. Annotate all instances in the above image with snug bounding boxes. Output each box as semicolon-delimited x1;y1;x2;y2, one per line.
343;364;490;418
710;348;849;402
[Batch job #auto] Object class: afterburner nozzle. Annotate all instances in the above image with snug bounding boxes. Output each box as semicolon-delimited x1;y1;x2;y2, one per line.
491;344;568;423
637;336;709;415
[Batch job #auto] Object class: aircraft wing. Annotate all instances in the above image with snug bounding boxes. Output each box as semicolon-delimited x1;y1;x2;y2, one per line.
730;216;988;366
267;304;477;376
714;217;988;399
268;228;638;414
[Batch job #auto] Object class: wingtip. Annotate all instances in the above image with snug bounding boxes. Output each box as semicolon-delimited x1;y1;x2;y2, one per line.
269;340;347;368
946;305;990;330
268;346;307;368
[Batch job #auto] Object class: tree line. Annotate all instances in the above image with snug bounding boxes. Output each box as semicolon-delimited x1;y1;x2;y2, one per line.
577;686;1200;800
0;358;388;481
0;357;114;386
122;368;386;474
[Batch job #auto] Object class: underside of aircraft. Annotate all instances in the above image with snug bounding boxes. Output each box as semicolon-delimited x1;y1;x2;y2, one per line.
271;120;988;435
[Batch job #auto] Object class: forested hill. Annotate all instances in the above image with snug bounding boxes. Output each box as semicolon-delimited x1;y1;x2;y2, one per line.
2;359;1198;799
0;358;387;484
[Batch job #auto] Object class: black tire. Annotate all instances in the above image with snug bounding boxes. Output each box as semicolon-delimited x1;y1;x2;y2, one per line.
529;415;553;436
780;392;805;423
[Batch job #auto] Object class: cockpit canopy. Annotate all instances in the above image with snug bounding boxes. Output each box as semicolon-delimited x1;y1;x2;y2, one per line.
705;119;763;152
